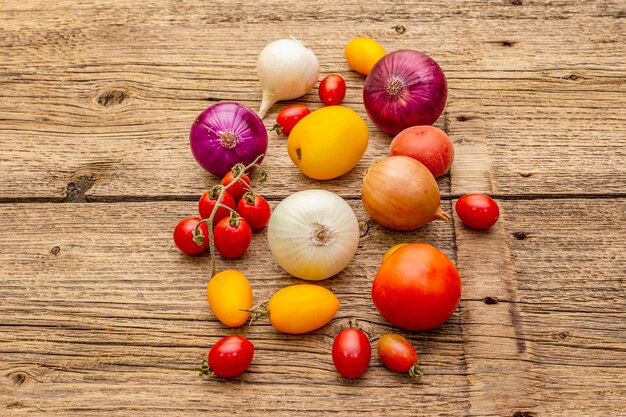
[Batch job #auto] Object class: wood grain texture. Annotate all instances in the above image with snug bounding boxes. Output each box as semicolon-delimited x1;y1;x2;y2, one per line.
0;0;624;199
456;198;626;417
0;201;467;416
1;0;625;416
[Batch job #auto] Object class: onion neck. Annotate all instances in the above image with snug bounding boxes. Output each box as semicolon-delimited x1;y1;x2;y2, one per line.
309;222;336;247
385;75;406;101
219;131;238;149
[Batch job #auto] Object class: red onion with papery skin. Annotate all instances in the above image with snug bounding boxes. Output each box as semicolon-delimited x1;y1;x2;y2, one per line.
363;50;447;136
190;102;268;177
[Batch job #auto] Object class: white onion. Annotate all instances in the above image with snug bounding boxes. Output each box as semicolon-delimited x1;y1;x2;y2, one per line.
257;38;320;119
267;190;360;281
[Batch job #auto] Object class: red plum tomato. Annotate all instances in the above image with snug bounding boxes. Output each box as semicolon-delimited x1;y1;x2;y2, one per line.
332;325;371;379
455;194;500;230
319;74;347;106
200;335;254;378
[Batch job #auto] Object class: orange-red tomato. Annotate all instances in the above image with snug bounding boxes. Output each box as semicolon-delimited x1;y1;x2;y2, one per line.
389;126;454;178
372;243;461;331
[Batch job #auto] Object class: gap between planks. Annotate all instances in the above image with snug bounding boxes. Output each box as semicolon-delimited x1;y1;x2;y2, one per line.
1;193;626;205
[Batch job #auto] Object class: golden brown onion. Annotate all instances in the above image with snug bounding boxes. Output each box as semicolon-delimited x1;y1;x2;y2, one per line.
361;156;450;230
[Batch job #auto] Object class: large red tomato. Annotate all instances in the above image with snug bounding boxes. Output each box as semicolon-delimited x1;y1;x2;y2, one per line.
371;243;461;331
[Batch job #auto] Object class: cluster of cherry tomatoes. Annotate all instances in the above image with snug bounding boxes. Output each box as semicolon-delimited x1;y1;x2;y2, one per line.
173;166;271;259
200;323;421;380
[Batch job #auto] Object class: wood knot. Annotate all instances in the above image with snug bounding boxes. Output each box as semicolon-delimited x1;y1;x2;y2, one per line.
65;175;95;202
10;372;27;386
563;73;580;81
483;296;499;305
51;246;61;255
512;412;537;417
552;330;571;341
510;0;523;5
500;40;516;47
520;172;532;178
456;115;474;122
96;89;127;107
512;232;528;240
394;25;406;34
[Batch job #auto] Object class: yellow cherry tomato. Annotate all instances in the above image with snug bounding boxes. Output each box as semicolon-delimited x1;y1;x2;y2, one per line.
207;270;253;327
268;284;339;334
345;37;386;75
287;106;368;180
382;243;408;263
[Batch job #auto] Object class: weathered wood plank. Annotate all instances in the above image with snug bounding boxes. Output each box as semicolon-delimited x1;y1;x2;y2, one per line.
456;198;626;417
0;200;469;416
1;1;624;199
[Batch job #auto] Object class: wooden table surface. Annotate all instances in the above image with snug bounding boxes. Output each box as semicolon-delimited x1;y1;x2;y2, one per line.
1;1;625;416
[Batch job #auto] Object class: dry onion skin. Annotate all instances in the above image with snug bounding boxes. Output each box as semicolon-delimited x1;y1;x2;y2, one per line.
361;156;450;230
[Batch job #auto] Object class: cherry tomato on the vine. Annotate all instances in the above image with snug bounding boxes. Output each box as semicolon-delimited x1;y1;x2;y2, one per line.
319;74;346;106
273;105;311;136
214;214;252;259
198;186;236;225
377;334;422;378
221;170;251;202
173;217;208;255
455;194;500;230
332;321;371;379
236;192;271;231
197;335;254;378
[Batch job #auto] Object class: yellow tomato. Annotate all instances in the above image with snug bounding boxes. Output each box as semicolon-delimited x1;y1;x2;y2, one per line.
287;106;368;180
345;37;386;75
268;284;339;334
382;243;408;263
207;270;253;327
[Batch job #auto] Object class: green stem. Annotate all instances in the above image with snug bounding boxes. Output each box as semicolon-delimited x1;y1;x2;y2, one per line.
408;363;423;379
195;359;212;376
194;154;265;277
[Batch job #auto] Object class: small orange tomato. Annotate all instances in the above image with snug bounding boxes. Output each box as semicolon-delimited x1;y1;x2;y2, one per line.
268;284;339;334
207;270;253;327
345;37;386;76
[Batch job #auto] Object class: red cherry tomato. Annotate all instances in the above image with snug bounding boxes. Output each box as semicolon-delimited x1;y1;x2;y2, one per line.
332;322;371;379
377;334;421;378
455;194;500;230
372;243;461;331
198;335;254;378
173;217;208;255
198;186;236;226
236;193;271;231
319;74;346;106
273;105;311;135
213;214;252;259
221;170;251;202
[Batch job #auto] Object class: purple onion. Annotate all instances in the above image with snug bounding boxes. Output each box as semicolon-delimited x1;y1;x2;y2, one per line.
190;102;268;177
363;50;447;136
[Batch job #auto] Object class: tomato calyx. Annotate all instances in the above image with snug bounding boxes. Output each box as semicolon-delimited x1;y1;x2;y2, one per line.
207;185;223;200
228;212;243;228
270;123;283;135
243;191;256;205
241;302;269;324
192;226;207;247
196;359;213;376
408;362;423;379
